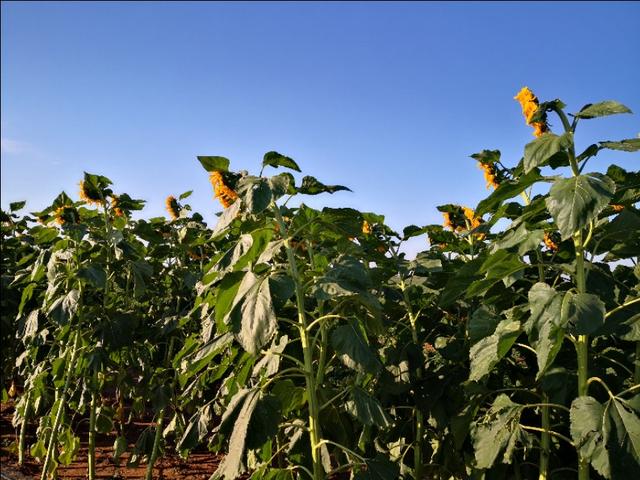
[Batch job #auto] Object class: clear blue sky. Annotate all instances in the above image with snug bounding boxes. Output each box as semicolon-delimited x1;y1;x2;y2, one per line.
2;1;639;254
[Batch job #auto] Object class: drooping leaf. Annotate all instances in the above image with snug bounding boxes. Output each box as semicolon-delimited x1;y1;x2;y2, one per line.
244;178;273;214
298;176;351;195
228;272;277;355
476;168;544;216
600;138;640;152
545;173;615;240
176;405;212;453
562;292;606;335
77;265;107;289
262;151;301;172
570;396;640;479
472;394;524;469
331;322;381;374
198;156;230;172
469;319;521;381
212;389;261;479
353;455;400;480
468;306;500;344
575;101;632;119
345;387;391;428
466;250;527;298
523;132;573;173
10;201;26;211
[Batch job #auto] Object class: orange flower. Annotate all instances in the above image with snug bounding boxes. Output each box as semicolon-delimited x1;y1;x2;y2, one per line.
514;86;549;138
362;220;372;234
54;205;79;225
111;195;124;217
79;181;105;206
477;162;500;190
165;195;180;220
443;207;485;239
209;171;238;208
442;212;455;231
543;232;559;251
611;204;624;212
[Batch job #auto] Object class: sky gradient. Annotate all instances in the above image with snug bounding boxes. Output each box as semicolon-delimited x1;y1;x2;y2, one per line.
2;2;639;254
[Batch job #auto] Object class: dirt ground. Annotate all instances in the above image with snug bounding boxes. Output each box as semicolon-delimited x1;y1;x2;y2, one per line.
0;401;223;480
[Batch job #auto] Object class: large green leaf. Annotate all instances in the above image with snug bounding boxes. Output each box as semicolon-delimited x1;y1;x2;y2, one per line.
575;101;632;119
228;272;277;355
571;396;640;479
523;132;573;173
198;156;230;172
490;223;545;256
525;283;566;379
262;151;301;172
212;389;261;479
353;455;400;480
345;387;391;428
468;306;500;344
176;405;212;453
472;394;524;469
600;138;640;152
562;292;605;335
545;173;615;240
331;322;381;374
476;168;543;216
244;178;272;214
469;319;521;381
298;176;351;195
466;250;527;298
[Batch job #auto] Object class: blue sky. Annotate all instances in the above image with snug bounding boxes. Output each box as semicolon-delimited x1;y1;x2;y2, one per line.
2;1;639;254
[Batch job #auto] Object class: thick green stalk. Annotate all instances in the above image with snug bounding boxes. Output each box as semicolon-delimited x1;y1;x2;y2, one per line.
538;394;551;480
400;281;424;480
635;342;640;385
146;337;176;480
40;330;81;480
145;409;165;480
521;190;552;480
273;204;323;480
88;368;98;480
18;389;32;465
555;104;590;480
575;231;590;480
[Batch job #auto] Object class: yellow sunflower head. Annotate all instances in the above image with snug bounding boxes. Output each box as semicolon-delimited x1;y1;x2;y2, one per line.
165;195;180;220
79;180;105;206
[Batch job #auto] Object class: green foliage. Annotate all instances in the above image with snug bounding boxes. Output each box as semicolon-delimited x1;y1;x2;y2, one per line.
2;90;639;480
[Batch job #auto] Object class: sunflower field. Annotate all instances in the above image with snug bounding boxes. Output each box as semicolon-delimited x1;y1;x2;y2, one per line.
1;89;639;480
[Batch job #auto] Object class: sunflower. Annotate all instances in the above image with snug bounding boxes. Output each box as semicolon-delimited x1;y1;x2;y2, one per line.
79;181;105;206
209;171;238;208
477;161;500;190
543;232;559;252
443;206;484;239
442;212;456;231
514;86;549;138
362;220;372;234
54;205;79;225
165;195;180;220
463;207;485;240
111;195;124;217
611;204;624;212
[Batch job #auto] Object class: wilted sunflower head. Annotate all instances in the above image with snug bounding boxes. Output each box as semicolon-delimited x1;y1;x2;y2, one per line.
79;180;105;206
514;86;549;138
543;231;560;252
54;205;79;225
477;161;500;190
110;195;124;217
209;171;238;208
165;195;180;220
